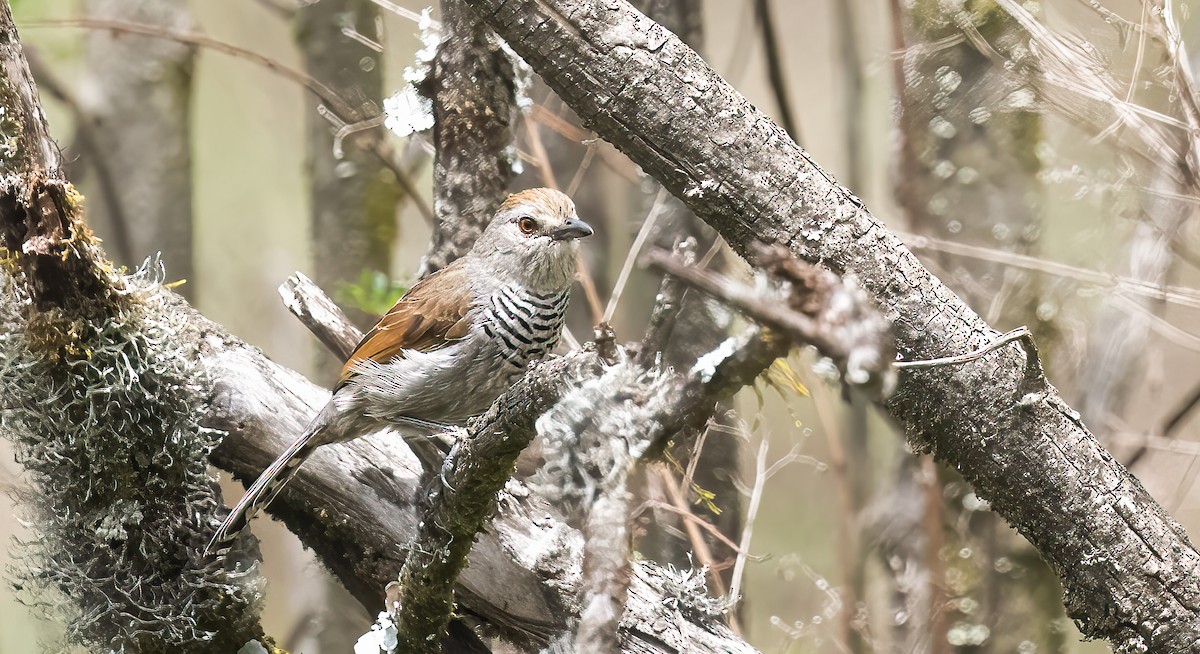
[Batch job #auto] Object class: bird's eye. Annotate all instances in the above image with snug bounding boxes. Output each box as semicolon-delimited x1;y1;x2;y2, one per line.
518;217;538;235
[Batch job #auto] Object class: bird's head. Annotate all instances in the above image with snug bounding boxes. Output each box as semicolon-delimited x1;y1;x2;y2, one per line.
472;188;593;292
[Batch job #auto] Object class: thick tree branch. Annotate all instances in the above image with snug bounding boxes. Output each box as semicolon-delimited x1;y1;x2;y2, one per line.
391;352;602;652
210;275;757;652
458;0;1200;648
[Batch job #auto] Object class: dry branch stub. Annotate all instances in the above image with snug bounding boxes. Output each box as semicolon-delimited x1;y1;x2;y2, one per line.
644;245;895;396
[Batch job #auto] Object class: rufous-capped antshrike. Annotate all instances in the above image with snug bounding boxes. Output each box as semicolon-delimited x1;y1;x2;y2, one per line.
207;188;592;553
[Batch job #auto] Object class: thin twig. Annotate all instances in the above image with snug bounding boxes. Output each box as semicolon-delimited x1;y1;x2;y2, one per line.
729;439;807;603
893;327;1031;369
32;18;435;224
603;187;668;323
898;229;1200;310
565;140;597;196
369;0;429;23
524;119;559;189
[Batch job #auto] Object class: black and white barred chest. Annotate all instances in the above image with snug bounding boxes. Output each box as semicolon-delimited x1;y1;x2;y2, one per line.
481;285;570;374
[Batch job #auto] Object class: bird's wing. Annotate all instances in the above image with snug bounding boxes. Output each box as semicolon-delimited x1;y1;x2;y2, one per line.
338;260;476;386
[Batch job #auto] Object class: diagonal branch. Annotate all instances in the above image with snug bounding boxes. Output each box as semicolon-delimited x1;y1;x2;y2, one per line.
457;0;1200;649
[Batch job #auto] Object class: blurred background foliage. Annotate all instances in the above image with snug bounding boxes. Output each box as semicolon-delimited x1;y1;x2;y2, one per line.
3;0;1199;652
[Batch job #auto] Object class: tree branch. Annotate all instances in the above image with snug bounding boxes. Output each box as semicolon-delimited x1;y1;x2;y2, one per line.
419;0;518;275
457;0;1200;648
209;274;759;652
643;245;894;394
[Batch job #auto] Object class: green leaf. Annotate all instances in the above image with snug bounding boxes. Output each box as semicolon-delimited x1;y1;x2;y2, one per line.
336;269;407;316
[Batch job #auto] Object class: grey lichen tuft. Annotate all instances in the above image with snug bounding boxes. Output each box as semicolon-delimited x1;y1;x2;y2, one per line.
0;262;265;652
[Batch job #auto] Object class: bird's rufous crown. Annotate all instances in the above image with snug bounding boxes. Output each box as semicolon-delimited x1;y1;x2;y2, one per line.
500;188;575;216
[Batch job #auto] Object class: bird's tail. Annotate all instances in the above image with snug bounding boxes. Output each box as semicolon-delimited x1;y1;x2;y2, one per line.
205;420;324;556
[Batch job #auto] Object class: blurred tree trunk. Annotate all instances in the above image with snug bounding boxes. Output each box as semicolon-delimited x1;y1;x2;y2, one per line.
296;0;398;383
75;0;195;295
888;3;1064;653
834;3;871;651
294;2;399;649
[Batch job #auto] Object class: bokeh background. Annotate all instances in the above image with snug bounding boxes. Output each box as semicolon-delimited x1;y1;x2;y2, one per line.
3;0;1197;652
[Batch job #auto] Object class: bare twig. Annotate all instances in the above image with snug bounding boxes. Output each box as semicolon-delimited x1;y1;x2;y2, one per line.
32;18;435;224
603;187;669;323
728;440;810;604
897;230;1200;310
644;247;895;394
894;327;1033;370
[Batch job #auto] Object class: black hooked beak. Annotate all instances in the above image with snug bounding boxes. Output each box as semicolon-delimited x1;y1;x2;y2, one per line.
550;218;594;241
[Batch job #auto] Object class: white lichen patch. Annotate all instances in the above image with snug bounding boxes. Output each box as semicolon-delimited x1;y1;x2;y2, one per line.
383;85;435;137
0;261;263;650
383;7;440;139
355;611;399;654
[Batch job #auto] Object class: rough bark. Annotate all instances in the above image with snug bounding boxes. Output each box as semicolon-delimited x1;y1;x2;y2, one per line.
456;1;1200;649
74;0;195;294
418;0;518;275
0;4;754;652
295;0;397;363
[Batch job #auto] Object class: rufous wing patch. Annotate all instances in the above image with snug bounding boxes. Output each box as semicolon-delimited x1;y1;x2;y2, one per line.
338;260;475;386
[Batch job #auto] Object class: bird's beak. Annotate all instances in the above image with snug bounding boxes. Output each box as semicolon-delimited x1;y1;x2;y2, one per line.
550;218;594;241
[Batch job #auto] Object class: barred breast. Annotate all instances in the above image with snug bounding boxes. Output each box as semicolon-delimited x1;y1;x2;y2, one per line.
481;284;570;377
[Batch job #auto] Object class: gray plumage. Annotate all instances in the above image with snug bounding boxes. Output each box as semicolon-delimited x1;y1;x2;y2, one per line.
207;188;592;554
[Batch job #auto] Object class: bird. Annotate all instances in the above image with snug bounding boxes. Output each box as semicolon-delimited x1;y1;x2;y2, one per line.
207;188;593;554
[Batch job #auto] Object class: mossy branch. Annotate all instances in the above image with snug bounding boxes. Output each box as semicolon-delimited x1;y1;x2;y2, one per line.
0;4;269;651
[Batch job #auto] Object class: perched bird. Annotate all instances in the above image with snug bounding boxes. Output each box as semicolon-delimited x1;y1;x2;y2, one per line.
207;188;592;554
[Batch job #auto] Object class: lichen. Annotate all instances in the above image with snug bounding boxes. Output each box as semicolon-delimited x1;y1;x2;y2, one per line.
0;77;24;164
0;261;264;652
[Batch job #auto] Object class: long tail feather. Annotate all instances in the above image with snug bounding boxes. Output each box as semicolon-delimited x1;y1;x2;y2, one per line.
206;421;324;556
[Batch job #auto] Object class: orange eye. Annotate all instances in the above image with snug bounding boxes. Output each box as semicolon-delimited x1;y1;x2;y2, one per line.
518;217;538;234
